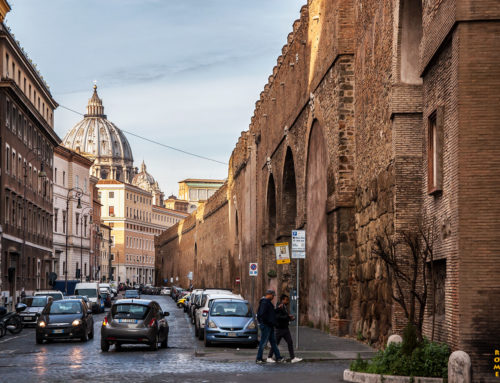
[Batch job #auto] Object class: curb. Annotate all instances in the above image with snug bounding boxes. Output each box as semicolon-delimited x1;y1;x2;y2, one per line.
343;369;444;383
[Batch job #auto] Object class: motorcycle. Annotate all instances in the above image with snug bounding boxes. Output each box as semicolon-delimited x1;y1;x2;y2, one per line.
0;303;26;335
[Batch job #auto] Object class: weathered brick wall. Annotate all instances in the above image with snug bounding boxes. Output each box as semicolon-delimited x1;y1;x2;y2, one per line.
156;2;500;378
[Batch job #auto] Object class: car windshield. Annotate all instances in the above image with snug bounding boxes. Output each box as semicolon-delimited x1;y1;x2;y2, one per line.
210;301;252;317
22;297;47;307
49;301;82;314
125;290;139;297
75;289;97;298
112;304;149;319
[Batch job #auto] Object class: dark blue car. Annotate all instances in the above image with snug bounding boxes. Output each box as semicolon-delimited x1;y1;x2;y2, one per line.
204;299;258;347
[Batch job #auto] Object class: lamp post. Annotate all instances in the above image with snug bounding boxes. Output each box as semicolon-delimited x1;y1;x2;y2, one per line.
80;207;93;282
22;147;47;294
65;187;82;294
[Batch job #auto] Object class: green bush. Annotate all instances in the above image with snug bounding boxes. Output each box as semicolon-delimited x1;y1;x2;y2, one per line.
349;339;450;378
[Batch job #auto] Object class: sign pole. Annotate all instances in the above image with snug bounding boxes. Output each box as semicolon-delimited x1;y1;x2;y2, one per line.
296;258;299;350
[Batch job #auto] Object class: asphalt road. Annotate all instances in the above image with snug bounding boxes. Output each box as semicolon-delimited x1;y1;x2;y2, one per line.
0;295;349;382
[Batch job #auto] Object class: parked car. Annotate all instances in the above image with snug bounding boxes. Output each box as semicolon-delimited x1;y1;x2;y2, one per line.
160;288;171;296
20;296;53;327
34;290;64;301
124;289;140;299
65;295;90;305
36;298;94;344
195;292;243;340
188;289;203;319
191;289;232;325
74;282;104;313
204;298;258;347
101;299;169;351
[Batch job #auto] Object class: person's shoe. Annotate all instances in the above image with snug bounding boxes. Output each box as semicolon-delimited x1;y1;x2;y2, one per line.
291;357;303;363
266;358;276;363
276;358;287;363
256;359;266;364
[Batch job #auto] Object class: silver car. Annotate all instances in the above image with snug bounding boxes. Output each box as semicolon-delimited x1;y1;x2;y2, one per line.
20;296;53;326
101;299;170;352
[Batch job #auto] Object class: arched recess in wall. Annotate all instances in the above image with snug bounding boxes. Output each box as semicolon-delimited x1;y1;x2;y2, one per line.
266;174;277;242
400;0;423;84
282;147;297;231
305;120;329;327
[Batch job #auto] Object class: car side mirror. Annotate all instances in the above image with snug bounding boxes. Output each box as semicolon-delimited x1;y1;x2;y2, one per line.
164;312;170;317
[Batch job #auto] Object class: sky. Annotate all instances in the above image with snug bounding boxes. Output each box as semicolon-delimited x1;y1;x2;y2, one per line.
6;0;305;196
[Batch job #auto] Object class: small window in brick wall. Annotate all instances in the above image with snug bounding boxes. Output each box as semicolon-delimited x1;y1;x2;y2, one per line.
427;107;444;194
428;259;446;319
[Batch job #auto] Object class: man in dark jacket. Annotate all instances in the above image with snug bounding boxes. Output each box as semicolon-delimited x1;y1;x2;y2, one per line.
256;289;284;364
268;294;302;363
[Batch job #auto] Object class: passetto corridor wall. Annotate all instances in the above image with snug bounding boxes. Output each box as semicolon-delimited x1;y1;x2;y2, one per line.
156;1;500;380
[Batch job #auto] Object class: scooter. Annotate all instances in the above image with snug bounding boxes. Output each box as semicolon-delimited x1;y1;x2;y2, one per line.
0;303;26;335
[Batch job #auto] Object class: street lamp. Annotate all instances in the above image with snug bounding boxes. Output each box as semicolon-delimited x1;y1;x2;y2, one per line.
22;147;47;293
80;207;93;282
65;187;82;294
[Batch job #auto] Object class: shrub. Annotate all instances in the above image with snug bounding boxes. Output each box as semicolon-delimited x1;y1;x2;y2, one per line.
349;339;450;378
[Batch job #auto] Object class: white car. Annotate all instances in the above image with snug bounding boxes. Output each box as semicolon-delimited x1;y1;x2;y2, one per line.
195;292;242;340
34;290;64;301
161;288;171;296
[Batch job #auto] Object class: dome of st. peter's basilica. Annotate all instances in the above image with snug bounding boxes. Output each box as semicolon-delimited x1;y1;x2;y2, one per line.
62;85;134;183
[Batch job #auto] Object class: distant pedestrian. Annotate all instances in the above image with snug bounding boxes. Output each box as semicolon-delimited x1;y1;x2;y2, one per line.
256;289;285;364
268;294;302;363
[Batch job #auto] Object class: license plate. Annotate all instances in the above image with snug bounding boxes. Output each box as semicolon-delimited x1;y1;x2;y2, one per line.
23;316;33;321
119;319;137;324
227;332;237;337
52;329;64;334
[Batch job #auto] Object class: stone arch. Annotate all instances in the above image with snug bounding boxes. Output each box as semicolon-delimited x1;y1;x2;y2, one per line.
305;120;329;327
281;147;297;232
266;174;277;242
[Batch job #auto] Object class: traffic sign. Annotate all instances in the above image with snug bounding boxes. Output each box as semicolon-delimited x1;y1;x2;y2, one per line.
291;230;306;259
249;263;258;276
235;277;241;284
275;242;291;264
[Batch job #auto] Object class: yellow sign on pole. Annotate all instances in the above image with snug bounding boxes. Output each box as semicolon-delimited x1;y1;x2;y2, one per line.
275;242;291;264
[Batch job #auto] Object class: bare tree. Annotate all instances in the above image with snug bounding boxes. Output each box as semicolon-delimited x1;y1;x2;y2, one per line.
372;222;436;343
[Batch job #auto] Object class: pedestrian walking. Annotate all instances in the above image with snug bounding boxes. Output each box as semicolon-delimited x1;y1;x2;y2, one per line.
268;294;302;363
256;289;285;364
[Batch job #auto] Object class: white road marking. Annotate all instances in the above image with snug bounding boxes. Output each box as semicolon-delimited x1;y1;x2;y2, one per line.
0;332;30;344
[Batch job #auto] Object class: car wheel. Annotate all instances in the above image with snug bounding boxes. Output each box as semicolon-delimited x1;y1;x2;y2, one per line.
204;333;211;347
198;326;204;340
88;326;94;339
36;333;44;344
150;333;159;351
161;333;168;349
101;339;110;352
115;342;122;351
81;327;88;342
194;323;199;337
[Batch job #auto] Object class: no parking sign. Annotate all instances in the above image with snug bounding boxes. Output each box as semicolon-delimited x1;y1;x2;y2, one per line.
249;263;258;276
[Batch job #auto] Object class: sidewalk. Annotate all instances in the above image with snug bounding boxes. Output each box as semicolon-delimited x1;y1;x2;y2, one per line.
195;326;376;362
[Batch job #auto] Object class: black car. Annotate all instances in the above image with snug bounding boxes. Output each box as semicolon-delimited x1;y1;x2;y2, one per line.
36;299;94;344
101;291;112;307
101;299;169;351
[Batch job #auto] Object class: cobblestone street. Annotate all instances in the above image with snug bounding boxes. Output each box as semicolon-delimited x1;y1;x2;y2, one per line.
0;296;350;382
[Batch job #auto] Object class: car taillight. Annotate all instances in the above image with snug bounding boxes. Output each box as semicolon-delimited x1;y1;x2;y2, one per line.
148;318;156;327
102;317;108;326
202;309;209;317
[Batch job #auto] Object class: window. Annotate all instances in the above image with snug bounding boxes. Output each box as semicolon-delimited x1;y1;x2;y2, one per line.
54;209;58;232
5;53;9;76
54;168;57;184
75;213;80;235
12;150;16;177
109;191;114;199
5;145;10;174
84;216;87;237
76;175;79;188
63;171;66;186
5;196;9;223
427;108;443;194
109;206;115;216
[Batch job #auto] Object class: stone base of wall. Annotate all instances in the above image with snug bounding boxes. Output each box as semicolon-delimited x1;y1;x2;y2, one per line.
343;370;443;383
330;318;351;336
